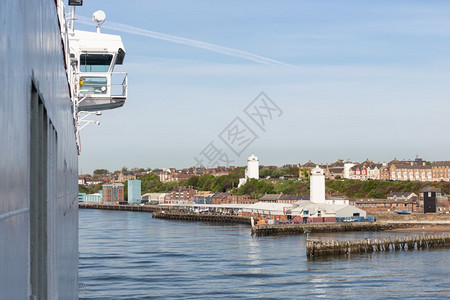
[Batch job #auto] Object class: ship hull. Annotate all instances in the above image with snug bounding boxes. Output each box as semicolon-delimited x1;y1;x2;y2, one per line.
0;1;78;299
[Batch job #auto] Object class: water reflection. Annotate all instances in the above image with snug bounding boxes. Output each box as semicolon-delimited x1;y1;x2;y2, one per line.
79;210;450;299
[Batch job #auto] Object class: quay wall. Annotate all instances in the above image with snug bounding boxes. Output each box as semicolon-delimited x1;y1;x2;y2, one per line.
252;222;413;236
79;203;158;212
152;211;253;225
306;233;450;258
373;212;450;222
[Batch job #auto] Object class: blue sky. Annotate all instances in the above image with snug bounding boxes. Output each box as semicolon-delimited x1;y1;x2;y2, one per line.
74;0;450;174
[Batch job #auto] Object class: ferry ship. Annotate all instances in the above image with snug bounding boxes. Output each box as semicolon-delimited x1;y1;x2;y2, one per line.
0;1;127;298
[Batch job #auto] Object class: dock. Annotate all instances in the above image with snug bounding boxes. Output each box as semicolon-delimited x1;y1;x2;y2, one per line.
306;233;450;258
251;222;414;236
79;203;159;212
152;211;253;224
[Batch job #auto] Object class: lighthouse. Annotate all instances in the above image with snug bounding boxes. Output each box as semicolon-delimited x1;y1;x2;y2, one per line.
238;154;260;187
310;165;325;203
246;154;259;180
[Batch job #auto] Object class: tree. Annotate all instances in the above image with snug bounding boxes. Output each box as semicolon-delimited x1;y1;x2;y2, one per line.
93;169;109;176
236;179;274;198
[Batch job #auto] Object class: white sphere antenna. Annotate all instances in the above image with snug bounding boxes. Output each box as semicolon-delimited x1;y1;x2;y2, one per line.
92;10;106;33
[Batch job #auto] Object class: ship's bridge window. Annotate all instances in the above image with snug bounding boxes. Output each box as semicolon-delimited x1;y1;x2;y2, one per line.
80;53;113;72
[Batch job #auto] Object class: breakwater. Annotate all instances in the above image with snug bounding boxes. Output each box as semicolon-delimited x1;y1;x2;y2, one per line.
306;233;450;258
152;211;253;224
252;222;413;236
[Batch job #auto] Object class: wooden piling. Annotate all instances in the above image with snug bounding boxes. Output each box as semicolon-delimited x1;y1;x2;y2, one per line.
307;233;450;259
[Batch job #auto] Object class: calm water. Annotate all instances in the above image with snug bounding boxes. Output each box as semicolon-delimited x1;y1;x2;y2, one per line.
79;209;450;299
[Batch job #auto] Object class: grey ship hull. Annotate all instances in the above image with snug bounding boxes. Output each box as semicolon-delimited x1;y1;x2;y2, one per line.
0;1;79;299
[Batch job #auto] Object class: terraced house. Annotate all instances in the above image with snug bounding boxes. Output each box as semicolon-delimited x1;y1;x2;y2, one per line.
389;158;432;181
349;160;383;180
432;161;450;182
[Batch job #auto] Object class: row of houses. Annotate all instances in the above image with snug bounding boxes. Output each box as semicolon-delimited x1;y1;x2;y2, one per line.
79;166;235;186
141;188;258;205
299;158;450;182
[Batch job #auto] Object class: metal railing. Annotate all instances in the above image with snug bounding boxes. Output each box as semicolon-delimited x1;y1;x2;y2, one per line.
77;72;127;98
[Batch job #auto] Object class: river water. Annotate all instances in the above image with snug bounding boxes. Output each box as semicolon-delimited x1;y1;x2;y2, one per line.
79;209;450;299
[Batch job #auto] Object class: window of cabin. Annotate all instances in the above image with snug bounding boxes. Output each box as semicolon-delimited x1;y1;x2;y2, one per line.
80;53;113;72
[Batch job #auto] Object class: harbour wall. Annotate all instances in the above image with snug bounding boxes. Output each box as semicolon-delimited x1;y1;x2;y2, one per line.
79;203;158;212
306;233;450;258
152;211;253;224
251;223;414;236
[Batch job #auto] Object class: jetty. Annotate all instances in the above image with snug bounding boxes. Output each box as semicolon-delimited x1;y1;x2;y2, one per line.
251;222;414;236
79;203;158;212
152;211;252;224
306;233;450;258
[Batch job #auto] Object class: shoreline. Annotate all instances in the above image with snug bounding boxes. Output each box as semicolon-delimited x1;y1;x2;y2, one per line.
79;203;450;235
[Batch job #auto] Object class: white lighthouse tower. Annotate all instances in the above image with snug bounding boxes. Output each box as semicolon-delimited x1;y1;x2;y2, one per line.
246;154;259;180
238;154;260;187
310;165;326;203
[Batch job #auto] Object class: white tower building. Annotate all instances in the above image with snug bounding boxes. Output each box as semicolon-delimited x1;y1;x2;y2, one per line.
246;154;259;180
310;165;326;203
238;154;260;187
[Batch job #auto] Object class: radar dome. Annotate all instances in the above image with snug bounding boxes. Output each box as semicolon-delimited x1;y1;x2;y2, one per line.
92;10;106;23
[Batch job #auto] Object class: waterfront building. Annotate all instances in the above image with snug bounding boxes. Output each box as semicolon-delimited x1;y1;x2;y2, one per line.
79;193;87;202
387;192;418;202
166;187;197;204
193;191;215;204
85;193;102;203
128;180;142;204
349;198;418;212
420;186;440;213
141;193;168;204
212;192;233;204
102;183;124;204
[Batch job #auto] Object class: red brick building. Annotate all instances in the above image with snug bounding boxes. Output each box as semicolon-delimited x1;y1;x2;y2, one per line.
349;198;418;212
102;183;124;204
166;187;197;204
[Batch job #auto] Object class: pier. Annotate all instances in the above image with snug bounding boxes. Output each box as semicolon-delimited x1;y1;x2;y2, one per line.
306;233;450;258
251;222;414;236
152;211;253;224
79;203;158;212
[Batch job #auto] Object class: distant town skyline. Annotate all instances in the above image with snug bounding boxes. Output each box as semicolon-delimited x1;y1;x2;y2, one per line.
76;0;450;174
79;155;449;175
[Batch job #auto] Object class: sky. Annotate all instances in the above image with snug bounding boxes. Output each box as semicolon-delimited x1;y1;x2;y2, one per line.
74;0;450;174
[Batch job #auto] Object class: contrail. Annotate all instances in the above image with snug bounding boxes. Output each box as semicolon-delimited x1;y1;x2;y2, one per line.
77;16;290;66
